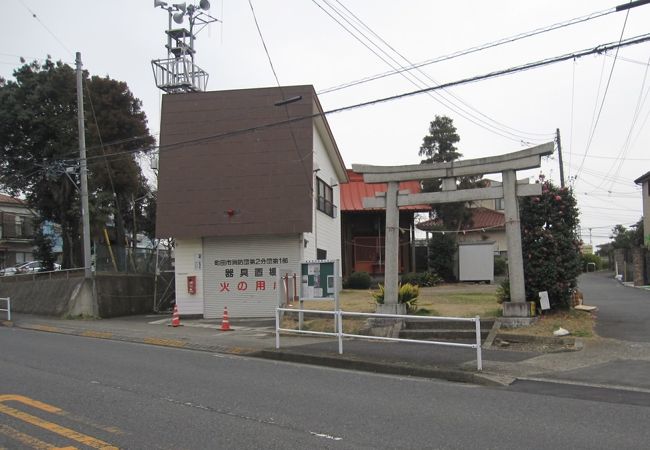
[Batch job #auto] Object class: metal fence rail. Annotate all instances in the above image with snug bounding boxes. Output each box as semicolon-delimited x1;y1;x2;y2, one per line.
0;297;10;321
275;308;482;371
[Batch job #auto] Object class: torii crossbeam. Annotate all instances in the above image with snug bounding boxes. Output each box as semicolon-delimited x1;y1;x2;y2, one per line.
352;142;554;318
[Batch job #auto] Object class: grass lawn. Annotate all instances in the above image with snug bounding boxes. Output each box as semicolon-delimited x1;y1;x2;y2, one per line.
281;283;501;333
281;283;597;338
499;309;597;338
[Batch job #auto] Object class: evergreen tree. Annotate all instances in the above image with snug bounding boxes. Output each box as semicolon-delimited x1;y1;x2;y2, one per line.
0;59;155;267
426;225;456;282
418;115;485;230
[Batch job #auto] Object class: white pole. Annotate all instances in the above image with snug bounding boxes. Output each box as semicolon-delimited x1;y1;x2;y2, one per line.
475;315;482;371
337;310;343;354
275;308;280;349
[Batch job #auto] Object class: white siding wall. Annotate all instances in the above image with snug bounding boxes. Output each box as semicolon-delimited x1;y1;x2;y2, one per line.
203;235;302;318
458;231;507;254
174;239;204;315
306;124;343;273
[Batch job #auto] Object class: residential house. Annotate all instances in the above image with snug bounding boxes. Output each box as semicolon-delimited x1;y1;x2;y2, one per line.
0;194;35;269
634;171;650;248
156;86;348;318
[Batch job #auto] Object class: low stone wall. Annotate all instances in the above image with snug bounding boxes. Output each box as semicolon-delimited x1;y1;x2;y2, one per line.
0;273;88;317
0;271;156;318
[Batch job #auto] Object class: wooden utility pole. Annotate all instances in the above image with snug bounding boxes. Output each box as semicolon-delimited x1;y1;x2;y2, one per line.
556;128;565;188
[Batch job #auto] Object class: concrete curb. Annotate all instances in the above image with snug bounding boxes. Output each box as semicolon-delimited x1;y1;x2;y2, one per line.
254;349;510;387
494;333;582;353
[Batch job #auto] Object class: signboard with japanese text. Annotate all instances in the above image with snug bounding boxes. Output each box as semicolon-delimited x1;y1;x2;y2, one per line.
300;260;339;300
202;236;300;318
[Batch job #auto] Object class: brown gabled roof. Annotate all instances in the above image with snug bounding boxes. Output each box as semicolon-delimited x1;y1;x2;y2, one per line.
634;171;650;185
341;170;430;212
417;207;505;232
0;193;25;205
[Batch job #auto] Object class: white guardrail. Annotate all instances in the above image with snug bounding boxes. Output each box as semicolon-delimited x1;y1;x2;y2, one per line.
275;308;483;371
0;297;10;321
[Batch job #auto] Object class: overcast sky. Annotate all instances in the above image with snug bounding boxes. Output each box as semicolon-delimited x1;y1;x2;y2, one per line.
2;0;649;246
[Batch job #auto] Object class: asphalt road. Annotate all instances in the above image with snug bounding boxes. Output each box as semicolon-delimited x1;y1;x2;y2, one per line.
2;327;650;449
578;272;650;342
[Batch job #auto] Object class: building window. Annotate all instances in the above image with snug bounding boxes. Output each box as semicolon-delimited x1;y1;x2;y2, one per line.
316;177;336;218
495;198;505;211
317;248;327;260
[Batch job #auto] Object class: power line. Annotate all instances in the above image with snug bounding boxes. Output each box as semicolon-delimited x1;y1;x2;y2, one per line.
565;151;650;161
50;31;650;167
248;0;313;197
316;3;625;99
574;6;631;179
17;0;73;57
315;0;549;144
602;52;650;193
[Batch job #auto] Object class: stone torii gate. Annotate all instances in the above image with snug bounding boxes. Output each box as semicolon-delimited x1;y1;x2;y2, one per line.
352;142;554;320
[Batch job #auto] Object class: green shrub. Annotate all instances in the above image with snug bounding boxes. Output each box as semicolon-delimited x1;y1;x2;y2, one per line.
496;278;510;304
427;226;457;282
344;271;372;289
580;253;602;272
494;256;507;276
373;283;419;313
400;271;442;287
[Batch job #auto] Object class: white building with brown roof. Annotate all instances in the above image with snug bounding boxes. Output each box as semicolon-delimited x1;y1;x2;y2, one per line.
156;86;348;318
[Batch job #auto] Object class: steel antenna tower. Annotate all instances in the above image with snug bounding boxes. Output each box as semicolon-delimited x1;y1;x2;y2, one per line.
151;0;220;93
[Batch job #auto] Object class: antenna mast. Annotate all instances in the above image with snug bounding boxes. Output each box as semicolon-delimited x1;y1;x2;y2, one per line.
151;0;219;93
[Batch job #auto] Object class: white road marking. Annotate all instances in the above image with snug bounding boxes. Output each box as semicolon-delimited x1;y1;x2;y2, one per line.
310;431;343;441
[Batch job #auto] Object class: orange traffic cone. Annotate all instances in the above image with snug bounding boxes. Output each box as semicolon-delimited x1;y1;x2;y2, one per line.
171;304;181;327
220;306;231;331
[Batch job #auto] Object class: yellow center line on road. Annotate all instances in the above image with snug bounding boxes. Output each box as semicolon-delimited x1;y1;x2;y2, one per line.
0;395;62;413
0;396;118;450
0;423;77;449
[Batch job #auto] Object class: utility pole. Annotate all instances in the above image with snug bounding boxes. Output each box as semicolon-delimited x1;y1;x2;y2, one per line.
556;128;565;188
76;52;92;279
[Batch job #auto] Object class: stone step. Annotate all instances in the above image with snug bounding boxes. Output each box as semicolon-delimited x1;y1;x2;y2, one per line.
404;318;494;331
398;329;489;341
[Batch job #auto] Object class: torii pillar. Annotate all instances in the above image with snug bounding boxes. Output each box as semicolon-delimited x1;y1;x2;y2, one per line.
353;142;554;320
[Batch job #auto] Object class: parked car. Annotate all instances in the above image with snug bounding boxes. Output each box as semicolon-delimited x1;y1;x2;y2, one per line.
0;263;23;276
15;261;62;274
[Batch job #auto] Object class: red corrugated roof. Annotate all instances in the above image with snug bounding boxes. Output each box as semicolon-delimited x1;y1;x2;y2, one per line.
417;207;505;231
341;169;430;212
0;193;25;205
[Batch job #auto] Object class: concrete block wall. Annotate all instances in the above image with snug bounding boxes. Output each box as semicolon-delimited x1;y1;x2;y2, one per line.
0;272;156;318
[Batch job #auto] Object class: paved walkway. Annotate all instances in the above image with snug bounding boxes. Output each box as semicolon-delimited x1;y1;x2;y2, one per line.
2;272;650;392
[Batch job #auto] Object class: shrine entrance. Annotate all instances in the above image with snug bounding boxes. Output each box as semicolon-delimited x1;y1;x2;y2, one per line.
352;142;554;320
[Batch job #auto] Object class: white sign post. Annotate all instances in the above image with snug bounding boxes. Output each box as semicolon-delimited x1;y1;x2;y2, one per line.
539;291;551;311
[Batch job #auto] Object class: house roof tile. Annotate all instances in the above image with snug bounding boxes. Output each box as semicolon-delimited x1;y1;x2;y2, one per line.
417;207;505;232
0;193;25;205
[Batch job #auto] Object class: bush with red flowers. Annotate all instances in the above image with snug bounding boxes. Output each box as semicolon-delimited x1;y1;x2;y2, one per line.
518;179;582;309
